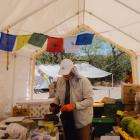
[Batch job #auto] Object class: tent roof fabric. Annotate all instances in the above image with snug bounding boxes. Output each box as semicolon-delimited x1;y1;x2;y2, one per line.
76;63;112;78
0;0;140;52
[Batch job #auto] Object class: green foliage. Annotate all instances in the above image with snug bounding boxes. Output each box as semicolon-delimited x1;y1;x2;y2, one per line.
121;117;134;131
121;117;140;137
128;119;140;137
104;53;131;82
36;52;77;65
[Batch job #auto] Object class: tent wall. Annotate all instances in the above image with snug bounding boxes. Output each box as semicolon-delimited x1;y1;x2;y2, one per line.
0;52;14;117
0;52;31;117
13;54;31;102
13;44;40;102
0;45;39;117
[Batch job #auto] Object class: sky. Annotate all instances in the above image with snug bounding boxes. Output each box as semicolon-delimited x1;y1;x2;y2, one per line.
75;39;113;56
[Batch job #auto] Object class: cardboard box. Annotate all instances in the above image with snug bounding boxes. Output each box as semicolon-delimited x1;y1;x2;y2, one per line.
121;83;140;104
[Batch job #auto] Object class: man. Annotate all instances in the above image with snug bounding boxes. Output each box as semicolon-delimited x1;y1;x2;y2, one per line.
50;59;93;140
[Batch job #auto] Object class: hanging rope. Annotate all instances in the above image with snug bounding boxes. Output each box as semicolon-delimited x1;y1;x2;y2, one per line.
4;25;11;71
77;0;80;29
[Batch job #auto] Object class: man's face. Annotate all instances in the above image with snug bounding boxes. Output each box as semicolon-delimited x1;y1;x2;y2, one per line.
63;71;74;80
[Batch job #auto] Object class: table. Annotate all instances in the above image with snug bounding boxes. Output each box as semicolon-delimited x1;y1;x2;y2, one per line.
0;116;59;140
93;102;104;107
15;98;55;118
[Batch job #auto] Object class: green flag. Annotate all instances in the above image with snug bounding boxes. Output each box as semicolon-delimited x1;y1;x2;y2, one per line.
28;33;47;47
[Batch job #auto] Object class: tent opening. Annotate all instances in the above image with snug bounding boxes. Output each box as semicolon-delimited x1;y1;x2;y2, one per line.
32;34;132;101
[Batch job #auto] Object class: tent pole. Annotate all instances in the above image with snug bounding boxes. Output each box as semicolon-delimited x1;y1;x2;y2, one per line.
30;57;35;100
11;53;16;112
114;0;140;15
83;0;85;25
112;74;114;87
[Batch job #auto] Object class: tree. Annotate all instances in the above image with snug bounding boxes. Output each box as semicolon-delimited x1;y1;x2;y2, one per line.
36;52;77;65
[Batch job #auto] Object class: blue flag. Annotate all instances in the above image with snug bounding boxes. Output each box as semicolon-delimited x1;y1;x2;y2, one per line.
76;33;94;45
0;32;16;51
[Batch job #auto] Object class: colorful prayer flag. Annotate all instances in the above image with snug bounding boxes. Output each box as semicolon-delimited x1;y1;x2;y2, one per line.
64;36;80;53
76;33;94;45
28;33;47;47
0;32;16;51
46;36;64;53
13;35;31;51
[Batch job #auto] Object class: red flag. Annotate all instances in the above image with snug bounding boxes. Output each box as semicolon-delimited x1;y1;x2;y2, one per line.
46;37;64;53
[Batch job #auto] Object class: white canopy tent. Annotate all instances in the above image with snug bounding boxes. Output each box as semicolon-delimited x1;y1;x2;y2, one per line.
0;0;140;117
38;63;112;78
76;63;112;78
0;0;139;53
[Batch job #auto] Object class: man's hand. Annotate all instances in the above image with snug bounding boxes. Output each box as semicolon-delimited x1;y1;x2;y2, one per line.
49;103;60;114
61;103;75;112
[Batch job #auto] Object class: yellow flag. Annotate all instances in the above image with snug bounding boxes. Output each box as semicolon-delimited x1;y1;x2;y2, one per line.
13;35;31;51
43;74;48;80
